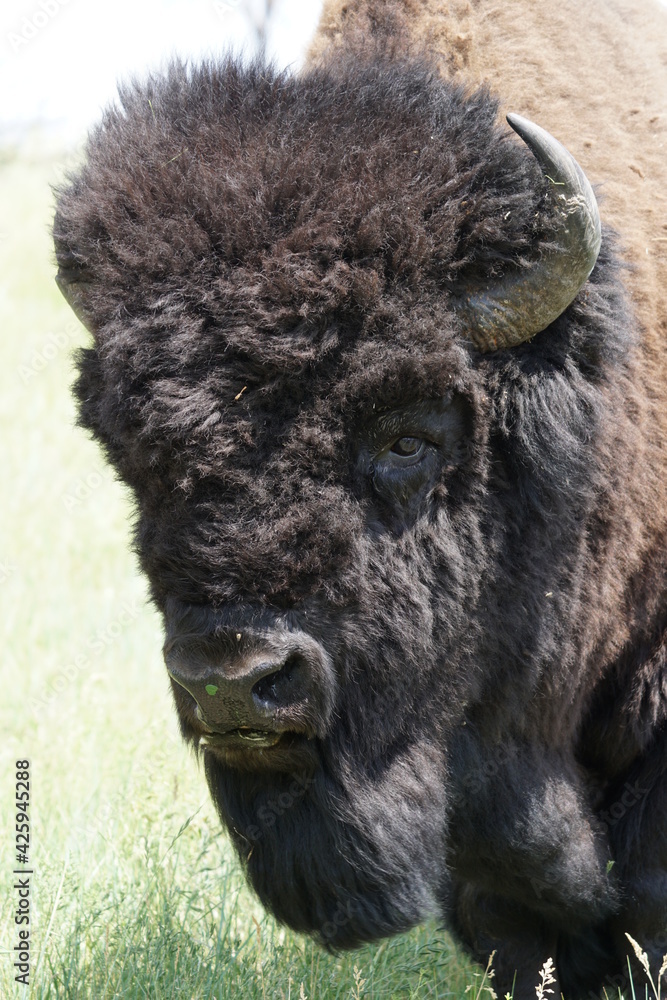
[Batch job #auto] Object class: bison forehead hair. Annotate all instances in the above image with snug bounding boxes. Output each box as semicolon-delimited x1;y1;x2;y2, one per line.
53;52;664;987
54;56;622;606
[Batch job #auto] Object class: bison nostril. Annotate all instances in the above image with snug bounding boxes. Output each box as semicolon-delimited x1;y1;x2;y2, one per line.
165;630;331;737
252;653;302;710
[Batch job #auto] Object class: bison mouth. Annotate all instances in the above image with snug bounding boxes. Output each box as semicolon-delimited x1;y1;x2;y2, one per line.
198;726;319;771
200;728;304;750
162;601;336;772
208;728;282;747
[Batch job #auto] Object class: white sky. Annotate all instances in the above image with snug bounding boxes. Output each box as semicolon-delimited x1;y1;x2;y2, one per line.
2;0;665;146
0;0;324;144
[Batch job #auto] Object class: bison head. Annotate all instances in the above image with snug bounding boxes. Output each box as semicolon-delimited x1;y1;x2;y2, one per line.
53;54;635;964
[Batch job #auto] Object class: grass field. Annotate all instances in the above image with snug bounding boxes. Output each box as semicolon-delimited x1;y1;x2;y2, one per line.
0;146;479;998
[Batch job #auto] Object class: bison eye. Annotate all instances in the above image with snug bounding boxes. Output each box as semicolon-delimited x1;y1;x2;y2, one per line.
370;434;435;505
362;395;469;524
390;436;425;459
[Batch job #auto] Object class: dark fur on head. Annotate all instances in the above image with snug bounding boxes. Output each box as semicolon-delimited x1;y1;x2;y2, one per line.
54;54;667;998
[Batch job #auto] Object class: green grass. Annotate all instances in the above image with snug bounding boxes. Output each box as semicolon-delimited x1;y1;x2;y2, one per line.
0;145;476;998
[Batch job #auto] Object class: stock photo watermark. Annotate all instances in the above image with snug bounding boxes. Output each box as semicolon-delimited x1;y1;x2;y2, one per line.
0;559;17;584
61;466;115;513
7;0;73;53
245;771;315;842
29;601;142;715
13;760;32;986
213;0;244;18
17;325;78;385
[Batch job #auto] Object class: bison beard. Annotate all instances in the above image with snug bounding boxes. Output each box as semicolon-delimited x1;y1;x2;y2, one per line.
53;52;667;1000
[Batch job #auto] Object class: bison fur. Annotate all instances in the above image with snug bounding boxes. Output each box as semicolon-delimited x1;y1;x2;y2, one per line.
53;26;667;1000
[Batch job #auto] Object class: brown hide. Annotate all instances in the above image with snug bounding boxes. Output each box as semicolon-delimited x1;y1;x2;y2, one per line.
308;0;667;389
308;0;667;667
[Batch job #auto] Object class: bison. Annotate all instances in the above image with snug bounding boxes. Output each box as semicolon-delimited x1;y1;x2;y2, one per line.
53;0;667;995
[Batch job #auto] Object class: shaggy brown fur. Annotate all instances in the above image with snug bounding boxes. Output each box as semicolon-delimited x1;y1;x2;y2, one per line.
52;5;667;998
309;0;667;355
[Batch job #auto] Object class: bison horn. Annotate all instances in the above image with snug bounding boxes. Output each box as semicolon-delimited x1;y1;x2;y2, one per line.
55;270;96;333
455;113;602;352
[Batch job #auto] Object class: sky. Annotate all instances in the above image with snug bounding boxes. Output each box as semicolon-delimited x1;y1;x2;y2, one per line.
0;0;324;145
2;0;665;147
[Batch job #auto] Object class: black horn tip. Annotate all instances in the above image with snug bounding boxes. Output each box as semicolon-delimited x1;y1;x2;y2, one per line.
505;112;573;183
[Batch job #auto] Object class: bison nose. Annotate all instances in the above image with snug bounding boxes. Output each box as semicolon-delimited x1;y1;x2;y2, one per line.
164;637;333;739
168;652;301;724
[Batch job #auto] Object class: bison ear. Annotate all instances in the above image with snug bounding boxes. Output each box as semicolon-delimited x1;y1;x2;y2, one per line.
55;267;97;334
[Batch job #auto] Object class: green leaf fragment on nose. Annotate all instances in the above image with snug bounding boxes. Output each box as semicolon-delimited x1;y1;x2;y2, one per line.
205;684;218;696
